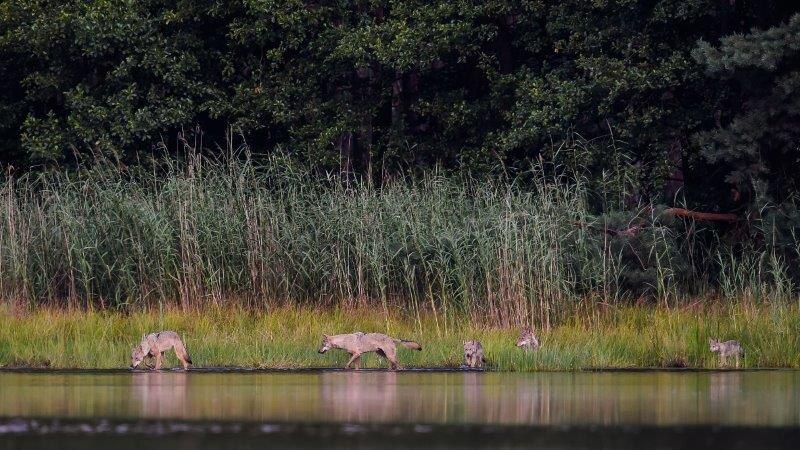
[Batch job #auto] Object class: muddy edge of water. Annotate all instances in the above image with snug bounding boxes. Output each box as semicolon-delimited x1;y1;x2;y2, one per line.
0;367;792;374
1;417;799;434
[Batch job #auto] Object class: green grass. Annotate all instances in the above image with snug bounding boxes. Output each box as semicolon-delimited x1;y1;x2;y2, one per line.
1;304;798;370
2;154;799;370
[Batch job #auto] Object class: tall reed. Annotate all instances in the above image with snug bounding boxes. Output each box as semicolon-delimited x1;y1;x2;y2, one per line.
0;151;796;325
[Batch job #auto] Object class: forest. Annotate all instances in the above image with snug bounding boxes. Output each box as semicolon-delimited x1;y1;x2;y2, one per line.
1;1;800;313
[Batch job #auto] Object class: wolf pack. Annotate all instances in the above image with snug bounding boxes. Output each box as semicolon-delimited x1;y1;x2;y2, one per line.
130;328;743;371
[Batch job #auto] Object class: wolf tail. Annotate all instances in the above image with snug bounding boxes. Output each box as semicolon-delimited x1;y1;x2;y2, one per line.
395;339;422;351
175;340;193;365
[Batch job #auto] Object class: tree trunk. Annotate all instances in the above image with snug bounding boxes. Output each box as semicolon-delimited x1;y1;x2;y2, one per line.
338;131;353;175
391;70;404;130
497;15;516;74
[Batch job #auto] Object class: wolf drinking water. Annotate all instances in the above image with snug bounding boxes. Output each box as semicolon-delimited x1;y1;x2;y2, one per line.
130;331;193;370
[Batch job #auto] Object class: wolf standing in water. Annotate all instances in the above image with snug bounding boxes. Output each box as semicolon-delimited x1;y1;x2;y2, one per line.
130;331;193;370
709;338;743;368
318;332;422;370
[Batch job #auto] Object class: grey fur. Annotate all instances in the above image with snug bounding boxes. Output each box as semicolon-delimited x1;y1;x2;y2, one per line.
462;340;485;369
318;332;421;370
130;331;192;370
516;328;540;350
709;338;743;368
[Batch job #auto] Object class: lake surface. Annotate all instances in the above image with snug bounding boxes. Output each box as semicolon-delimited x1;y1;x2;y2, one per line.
1;370;798;449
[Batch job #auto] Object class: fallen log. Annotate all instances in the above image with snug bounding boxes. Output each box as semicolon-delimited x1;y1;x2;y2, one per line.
572;207;740;237
662;207;739;222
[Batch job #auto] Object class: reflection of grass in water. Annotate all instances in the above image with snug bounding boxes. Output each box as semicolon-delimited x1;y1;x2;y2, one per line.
1;304;798;370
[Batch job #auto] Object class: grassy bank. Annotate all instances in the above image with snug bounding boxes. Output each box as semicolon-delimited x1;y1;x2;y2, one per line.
1;304;798;370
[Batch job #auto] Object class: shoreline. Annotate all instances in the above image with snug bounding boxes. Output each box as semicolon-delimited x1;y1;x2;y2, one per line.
2;304;799;370
0;366;796;373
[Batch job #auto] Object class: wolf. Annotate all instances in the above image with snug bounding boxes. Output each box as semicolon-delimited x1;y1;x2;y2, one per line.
130;331;193;370
516;328;540;350
709;338;743;368
318;332;422;370
462;340;485;369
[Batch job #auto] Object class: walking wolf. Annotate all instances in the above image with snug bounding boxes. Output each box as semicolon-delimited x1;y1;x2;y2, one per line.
318;332;421;370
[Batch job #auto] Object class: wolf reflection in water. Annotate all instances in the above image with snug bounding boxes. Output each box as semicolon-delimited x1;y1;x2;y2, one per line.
132;373;189;418
1;372;799;427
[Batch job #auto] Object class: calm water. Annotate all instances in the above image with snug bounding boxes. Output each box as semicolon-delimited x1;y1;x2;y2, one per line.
1;370;799;449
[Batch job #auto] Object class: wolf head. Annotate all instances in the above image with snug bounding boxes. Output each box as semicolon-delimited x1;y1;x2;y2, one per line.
463;340;479;354
130;345;146;368
318;335;332;353
708;338;721;352
516;328;538;348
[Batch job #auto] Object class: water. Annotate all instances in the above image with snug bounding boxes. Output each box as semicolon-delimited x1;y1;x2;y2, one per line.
1;370;798;449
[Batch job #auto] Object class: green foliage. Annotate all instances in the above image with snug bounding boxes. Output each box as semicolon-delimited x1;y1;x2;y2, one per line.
694;13;800;207
1;1;798;212
1;0;219;161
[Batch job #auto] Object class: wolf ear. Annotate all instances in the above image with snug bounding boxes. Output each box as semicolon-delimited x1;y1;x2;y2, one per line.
323;334;329;339
708;338;715;344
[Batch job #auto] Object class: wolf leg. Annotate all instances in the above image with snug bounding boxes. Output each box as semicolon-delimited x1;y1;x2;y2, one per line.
174;349;188;370
174;342;192;370
384;347;400;370
345;353;361;369
154;352;163;371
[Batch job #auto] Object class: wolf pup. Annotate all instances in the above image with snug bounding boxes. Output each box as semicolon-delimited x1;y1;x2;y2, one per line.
318;332;421;370
462;340;485;369
516;328;540;350
130;331;193;370
709;338;743;368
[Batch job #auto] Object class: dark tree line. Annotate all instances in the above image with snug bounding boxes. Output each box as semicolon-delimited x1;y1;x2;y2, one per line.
1;0;799;213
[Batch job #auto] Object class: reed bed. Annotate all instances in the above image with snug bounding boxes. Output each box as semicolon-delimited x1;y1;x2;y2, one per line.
0;153;797;328
1;154;607;325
